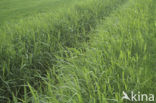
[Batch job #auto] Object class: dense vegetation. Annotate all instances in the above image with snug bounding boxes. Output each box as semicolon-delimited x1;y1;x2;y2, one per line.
0;0;155;102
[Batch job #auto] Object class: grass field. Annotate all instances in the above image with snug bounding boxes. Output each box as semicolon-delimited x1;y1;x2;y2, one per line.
0;0;155;103
0;0;78;25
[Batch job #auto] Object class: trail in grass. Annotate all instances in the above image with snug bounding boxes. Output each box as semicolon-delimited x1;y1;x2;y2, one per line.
0;0;128;102
40;0;155;103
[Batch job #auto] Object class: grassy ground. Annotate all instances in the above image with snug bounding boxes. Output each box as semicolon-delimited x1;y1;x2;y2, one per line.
0;0;155;102
0;0;78;25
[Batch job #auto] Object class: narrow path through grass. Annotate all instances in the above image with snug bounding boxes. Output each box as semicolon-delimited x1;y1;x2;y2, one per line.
0;0;127;102
34;0;155;102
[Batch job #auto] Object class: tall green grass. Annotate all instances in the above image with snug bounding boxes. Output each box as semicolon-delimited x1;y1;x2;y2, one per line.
0;0;127;102
25;0;155;103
